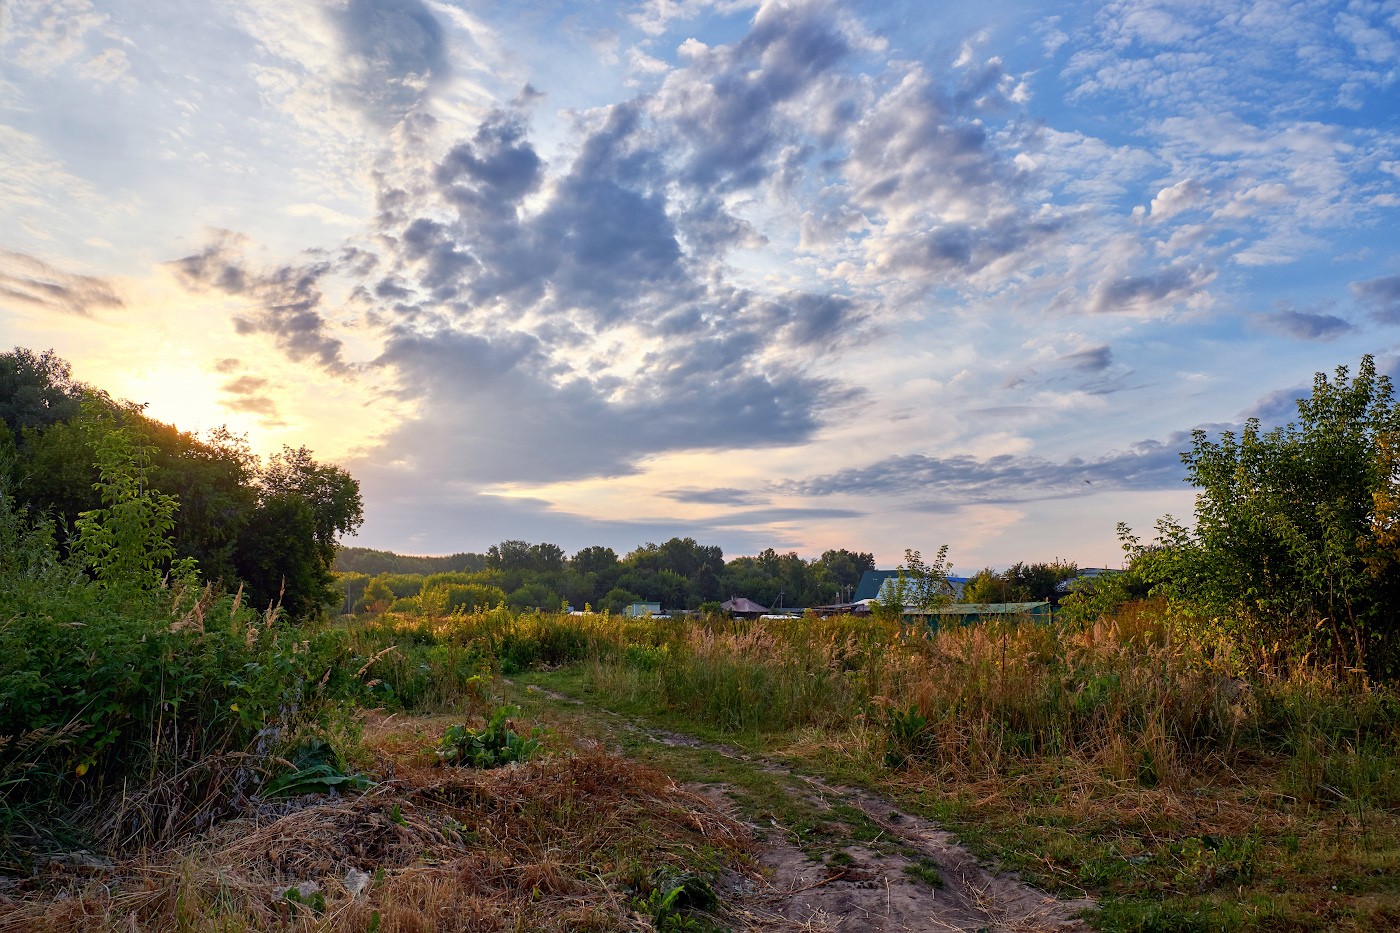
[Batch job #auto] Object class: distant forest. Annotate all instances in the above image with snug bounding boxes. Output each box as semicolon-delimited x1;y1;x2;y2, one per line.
332;542;1080;616
332;540;880;615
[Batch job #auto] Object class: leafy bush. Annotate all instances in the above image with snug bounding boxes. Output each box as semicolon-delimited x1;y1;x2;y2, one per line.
0;471;366;857
1131;356;1400;679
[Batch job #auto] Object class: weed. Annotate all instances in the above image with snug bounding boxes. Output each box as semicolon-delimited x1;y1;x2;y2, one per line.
903;857;944;888
436;706;542;767
262;738;374;797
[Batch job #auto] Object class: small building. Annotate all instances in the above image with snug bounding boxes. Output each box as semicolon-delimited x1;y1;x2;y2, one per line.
721;596;768;619
852;570;971;604
624;601;663;618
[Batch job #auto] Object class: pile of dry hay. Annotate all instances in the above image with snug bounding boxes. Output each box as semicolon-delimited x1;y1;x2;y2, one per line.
1;749;752;932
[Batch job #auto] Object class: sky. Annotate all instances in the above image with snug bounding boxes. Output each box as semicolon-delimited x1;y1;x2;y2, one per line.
3;0;1399;571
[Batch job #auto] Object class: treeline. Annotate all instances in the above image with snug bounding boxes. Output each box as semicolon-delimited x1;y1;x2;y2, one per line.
960;560;1080;605
335;539;877;615
0;348;362;618
336;546;488;576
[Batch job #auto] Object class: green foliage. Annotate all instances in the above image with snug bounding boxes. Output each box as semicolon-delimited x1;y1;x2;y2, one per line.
238;446;363;619
421;581;505;614
0;455;373;858
262;738;373;797
903;858;945;889
333;545;487;576
632;868;720;932
69;402;195;592
601;587;643;615
506;581;563;612
436;706;541;767
0;347;85;434
872;546;953;621
1135;356;1400;678
962;560;1078;604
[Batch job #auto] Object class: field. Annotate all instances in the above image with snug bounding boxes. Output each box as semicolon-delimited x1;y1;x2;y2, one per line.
4;601;1400;932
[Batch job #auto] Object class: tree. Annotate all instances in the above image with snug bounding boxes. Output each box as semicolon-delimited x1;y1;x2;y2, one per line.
571;545;618;576
260;446;363;562
236;447;363;619
817;549;875;591
69;402;193;592
872;546;953;621
487;540;533;572
234;495;325;617
961;560;1077;604
0;347;86;434
1142;356;1400;678
506;581;561;611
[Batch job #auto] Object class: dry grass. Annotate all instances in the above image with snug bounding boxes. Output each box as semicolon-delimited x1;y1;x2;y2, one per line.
0;717;753;933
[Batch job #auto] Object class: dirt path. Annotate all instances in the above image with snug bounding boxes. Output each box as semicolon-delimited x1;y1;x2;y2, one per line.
524;685;1095;933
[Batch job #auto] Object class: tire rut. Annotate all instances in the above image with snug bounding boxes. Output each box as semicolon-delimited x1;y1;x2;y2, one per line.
521;684;1095;933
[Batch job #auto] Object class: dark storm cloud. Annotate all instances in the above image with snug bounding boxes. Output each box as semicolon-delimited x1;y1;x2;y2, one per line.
171;240;348;372
1351;274;1400;324
1254;308;1354;340
334;0;448;124
783;434;1197;503
0;251;123;316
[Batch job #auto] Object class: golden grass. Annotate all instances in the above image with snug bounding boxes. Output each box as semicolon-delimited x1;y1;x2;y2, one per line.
0;717;752;933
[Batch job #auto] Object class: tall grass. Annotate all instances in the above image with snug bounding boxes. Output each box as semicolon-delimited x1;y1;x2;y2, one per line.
532;603;1400;806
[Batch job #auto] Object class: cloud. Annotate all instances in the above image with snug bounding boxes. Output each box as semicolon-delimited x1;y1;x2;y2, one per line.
1242;384;1306;426
707;506;864;525
782;434;1198;503
1149;178;1206;220
171;238;350;372
1352;274;1400;324
1;0;131;84
218;374;285;425
1253;307;1354;341
0;250;123;316
1059;344;1113;372
1088;264;1213;315
371;327;850;485
664;487;765;505
333;0;448;124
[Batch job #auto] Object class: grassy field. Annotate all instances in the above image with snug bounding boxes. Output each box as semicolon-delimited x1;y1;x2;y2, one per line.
339;601;1400;931
5;600;1399;931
